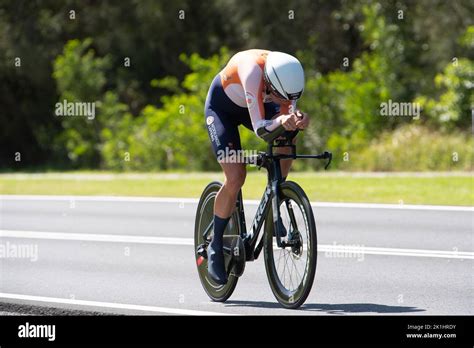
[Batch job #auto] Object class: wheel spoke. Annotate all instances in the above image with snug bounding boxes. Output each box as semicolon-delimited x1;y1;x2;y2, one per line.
284;251;288;287
281;254;285;286
288;252;296;291
284;251;292;290
290;255;303;287
291;258;299;290
276;247;283;272
272;197;312;294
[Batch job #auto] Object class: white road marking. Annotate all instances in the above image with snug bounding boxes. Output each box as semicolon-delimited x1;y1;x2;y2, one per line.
0;293;229;316
317;245;473;259
310;202;473;211
1;229;472;260
1;195;472;211
0;230;192;245
0;195;198;204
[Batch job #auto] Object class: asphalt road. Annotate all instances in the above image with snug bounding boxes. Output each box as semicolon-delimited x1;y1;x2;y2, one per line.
0;195;472;315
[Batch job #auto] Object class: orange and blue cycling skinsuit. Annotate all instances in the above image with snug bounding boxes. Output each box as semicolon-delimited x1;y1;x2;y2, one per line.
204;49;296;157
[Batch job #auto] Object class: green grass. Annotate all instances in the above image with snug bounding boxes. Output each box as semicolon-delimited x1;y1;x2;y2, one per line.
0;172;472;206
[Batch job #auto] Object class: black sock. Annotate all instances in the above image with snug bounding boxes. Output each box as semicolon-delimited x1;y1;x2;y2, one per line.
212;215;230;248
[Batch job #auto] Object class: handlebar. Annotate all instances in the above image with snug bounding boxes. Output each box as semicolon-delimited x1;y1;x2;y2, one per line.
256;120;332;170
272;150;332;170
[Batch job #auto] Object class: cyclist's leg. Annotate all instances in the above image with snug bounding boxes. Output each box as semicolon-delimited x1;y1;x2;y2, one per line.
254;102;296;179
204;79;245;284
274;137;297;179
207;162;245;285
208;163;246;285
215;162;246;218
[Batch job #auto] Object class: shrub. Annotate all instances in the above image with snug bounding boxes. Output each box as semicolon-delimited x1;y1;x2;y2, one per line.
346;125;473;171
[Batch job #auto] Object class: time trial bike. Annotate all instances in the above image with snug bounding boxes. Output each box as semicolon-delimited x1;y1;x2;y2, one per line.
194;125;332;309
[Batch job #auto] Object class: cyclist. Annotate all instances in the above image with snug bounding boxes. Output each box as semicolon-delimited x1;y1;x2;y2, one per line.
204;49;309;284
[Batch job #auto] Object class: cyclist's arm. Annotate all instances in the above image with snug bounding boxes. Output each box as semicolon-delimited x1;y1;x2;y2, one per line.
259;101;299;137
238;58;281;138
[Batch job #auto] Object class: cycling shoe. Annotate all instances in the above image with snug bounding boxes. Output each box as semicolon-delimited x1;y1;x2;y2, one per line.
207;241;228;285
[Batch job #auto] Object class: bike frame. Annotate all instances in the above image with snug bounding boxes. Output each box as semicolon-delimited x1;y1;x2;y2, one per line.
237;143;285;261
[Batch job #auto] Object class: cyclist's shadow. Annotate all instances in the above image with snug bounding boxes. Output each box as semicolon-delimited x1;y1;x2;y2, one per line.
224;300;425;314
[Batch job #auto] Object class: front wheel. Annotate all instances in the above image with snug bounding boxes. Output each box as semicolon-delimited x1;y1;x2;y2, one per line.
194;181;240;302
263;181;317;309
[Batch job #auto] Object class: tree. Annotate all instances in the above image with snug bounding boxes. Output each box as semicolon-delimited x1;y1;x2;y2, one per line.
53;38;110;167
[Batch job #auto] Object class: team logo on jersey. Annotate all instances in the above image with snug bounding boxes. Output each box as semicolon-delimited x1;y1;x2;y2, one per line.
206;116;214;125
245;92;256;108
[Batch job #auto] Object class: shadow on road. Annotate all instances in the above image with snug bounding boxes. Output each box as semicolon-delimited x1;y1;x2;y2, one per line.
224;300;425;314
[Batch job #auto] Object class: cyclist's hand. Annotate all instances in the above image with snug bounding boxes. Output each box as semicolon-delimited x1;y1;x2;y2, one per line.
278;114;299;131
295;110;310;130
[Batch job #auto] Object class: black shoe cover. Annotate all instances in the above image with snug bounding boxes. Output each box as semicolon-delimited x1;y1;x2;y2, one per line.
207;241;227;285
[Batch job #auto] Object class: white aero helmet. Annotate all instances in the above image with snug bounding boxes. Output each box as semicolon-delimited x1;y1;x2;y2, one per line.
263;51;304;101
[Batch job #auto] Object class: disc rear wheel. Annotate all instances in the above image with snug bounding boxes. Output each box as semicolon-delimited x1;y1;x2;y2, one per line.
194;181;240;302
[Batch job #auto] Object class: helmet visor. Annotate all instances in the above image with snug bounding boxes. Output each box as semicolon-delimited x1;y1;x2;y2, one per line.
263;68;302;101
263;69;288;100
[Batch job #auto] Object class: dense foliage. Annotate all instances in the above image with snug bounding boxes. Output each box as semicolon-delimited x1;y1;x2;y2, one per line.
1;0;472;171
